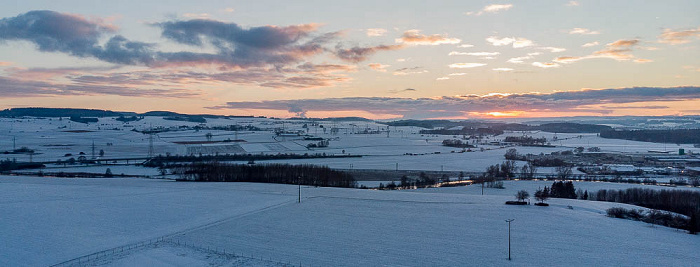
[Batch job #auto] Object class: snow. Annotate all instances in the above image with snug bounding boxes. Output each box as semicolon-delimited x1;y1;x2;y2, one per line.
1;176;697;266
0;176;296;266
94;242;292;267
3;117;697;174
1;117;699;266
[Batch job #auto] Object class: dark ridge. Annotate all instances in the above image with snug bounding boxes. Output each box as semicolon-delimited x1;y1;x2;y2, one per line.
287;116;374;122
0;108;128;118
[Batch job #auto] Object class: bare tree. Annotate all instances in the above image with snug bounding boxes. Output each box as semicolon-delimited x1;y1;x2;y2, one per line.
515;190;529;202
520;162;537;179
556;165;573;180
534;187;549;203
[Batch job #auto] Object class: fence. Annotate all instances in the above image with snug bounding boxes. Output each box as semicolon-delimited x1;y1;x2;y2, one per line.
50;237;306;267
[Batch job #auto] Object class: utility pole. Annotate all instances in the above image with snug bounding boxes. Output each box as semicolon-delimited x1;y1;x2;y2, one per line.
298;176;301;203
505;219;515;260
148;133;154;158
13;136;16;150
91;141;96;159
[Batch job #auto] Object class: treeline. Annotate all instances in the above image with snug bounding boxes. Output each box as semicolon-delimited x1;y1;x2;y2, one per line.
115;115;143;122
172;162;356;188
600;129;700;144
0;159;44;172
441;139;474;148
69;116;99;123
378;172;442;190
606;207;696;233
287;116;373;122
504;136;547;145
420;128;503;136
144;153;361;167
592;188;700;217
0;108;125;118
385;120;611;134
0;107;260;119
164;116;207;123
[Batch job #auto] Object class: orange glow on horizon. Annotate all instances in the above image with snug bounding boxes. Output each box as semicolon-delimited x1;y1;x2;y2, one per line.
468;111;525;118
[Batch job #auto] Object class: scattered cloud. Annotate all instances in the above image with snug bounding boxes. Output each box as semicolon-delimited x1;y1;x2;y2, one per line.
552;56;582;64
449;63;487;68
388;88;417;94
366;28;387;37
638;46;659;51
334;44;404;63
513;38;535;48
608;39;639;47
538;47;566;53
486;36;534;48
0;75;200;98
448;51;500;56
683;65;700;72
0;61;13;66
532;62;560;68
582;41;600;47
507;56;532;64
658;27;700;44
569;28;600;35
448;73;467;76
368;63;391;72
209;86;700;119
458;44;474;48
223;8;235;13
466;4;514;16
182;13;211;19
396;30;461;45
554;39;650;64
486;36;516;46
566;1;580;6
393;66;428;75
5;66;120;80
436;77;450;80
0;10;409;91
493;68;513;71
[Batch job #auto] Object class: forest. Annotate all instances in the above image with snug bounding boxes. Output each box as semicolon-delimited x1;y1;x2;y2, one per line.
600;129;700;144
172;162;356;188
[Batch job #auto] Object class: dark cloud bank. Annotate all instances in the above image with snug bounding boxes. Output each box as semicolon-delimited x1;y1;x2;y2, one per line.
0;10;400;96
209;86;700;118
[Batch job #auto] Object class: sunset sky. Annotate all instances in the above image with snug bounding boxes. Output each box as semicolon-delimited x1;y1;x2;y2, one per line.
1;1;699;119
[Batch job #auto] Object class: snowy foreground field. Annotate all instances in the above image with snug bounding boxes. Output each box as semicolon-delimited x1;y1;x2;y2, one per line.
1;176;697;266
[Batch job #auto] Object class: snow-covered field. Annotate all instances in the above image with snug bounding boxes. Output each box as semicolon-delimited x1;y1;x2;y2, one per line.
1;176;697;266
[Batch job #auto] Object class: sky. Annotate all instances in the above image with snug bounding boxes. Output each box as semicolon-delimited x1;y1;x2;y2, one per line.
1;0;699;119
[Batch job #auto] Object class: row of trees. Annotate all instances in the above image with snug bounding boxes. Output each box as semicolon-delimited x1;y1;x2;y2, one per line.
483;160;541;180
592;188;700;217
606;207;699;234
504;136;547;146
514;181;582;204
172;162;356;188
144;153;360;167
441;139;473;148
601;129;700;144
379;172;443;190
